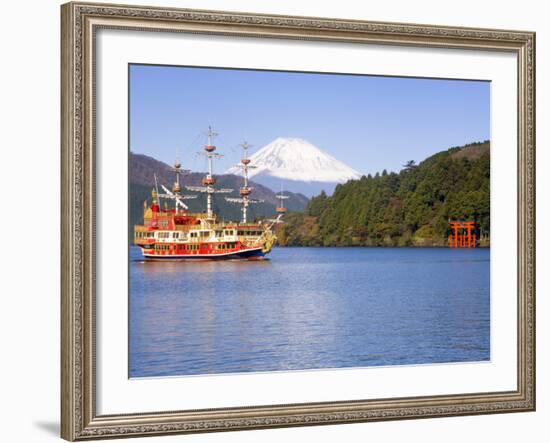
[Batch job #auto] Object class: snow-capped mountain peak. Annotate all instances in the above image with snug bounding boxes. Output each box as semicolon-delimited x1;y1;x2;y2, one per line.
226;137;362;183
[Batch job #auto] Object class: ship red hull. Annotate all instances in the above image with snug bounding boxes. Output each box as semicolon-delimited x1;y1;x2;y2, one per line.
139;245;266;261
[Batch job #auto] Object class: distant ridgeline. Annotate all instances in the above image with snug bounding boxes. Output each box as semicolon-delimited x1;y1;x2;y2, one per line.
276;141;490;247
128;153;309;241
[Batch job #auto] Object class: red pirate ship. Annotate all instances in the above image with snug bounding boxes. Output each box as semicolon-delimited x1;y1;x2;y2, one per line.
134;127;285;260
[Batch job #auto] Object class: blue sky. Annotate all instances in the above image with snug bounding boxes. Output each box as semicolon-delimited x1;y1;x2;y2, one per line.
129;64;490;175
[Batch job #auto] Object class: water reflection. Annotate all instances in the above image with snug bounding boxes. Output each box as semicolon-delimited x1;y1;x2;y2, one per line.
129;247;490;377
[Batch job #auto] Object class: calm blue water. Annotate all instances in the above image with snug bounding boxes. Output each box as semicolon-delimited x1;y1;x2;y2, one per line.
129;246;490;377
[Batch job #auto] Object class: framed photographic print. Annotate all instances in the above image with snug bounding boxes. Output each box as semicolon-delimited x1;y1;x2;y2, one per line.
61;1;536;440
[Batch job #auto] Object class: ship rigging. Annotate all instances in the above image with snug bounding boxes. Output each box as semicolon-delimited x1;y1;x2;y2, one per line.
133;127;284;260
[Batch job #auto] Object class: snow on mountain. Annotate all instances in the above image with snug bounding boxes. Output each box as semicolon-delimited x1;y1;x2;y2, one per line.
226;137;362;184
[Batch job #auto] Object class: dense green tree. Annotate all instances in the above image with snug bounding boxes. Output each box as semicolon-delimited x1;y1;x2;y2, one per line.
277;141;490;247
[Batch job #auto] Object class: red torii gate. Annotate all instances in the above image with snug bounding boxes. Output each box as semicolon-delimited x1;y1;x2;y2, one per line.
448;221;477;248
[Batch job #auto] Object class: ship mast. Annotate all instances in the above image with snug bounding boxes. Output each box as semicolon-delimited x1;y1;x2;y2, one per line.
157;159;197;212
240;141;252;223
185;126;232;219
226;140;264;223
275;183;289;214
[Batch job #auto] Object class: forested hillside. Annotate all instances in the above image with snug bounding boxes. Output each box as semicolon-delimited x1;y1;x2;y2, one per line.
276;141;490;247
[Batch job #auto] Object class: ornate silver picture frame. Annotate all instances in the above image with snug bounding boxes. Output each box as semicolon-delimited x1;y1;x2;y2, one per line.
61;1;535;440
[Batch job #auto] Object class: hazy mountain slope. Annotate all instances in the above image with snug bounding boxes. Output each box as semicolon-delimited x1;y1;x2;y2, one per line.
130;152;308;208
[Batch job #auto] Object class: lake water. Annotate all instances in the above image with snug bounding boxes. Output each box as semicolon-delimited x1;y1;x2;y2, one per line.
129;246;490;378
